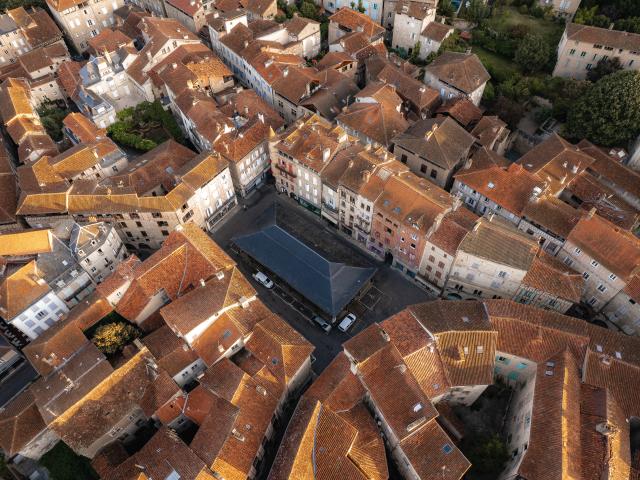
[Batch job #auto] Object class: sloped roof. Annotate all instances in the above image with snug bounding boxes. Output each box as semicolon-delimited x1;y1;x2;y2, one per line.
426;52;490;94
393;116;475;169
232;218;376;317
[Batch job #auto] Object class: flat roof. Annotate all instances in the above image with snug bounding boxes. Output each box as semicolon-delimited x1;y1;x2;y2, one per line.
233;224;375;317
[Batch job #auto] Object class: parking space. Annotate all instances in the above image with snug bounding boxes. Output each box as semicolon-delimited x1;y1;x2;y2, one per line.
358;285;385;311
211;186;437;373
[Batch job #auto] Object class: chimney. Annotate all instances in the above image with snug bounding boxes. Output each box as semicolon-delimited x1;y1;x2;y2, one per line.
323;147;330;162
258;112;264;123
283;66;289;77
588;207;597;219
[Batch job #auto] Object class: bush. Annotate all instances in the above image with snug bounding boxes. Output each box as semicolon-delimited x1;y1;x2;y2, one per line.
92;322;140;355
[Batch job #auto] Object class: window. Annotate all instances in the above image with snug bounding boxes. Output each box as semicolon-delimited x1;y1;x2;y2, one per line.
430;169;437;179
563;256;573;267
476;345;484;354
400;153;407;163
588;297;598;306
498;271;507;278
591;260;599;268
442;444;453;454
609;273;617;281
586;63;593;70
574;247;581;254
420;164;427;174
597;284;607;293
36;311;47;320
569;48;576;55
580;51;587;57
463;346;469;355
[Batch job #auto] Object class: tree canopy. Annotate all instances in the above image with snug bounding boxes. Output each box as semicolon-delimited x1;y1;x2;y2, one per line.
586;56;623;82
92;322;140;355
514;34;550;73
565;70;640;147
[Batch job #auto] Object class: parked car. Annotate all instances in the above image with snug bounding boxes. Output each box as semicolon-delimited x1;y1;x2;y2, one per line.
253;271;274;288
312;315;332;333
338;313;357;332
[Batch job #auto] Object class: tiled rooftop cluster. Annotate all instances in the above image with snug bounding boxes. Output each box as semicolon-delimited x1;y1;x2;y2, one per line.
271;299;640;480
0;1;640;479
0;224;314;480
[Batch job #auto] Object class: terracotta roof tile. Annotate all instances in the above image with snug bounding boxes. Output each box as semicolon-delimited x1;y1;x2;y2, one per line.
0;390;48;458
565;22;640;52
328;8;385;40
455;161;545;216
521;251;585;303
426;52;490;95
566;213;640;280
436;97;482;128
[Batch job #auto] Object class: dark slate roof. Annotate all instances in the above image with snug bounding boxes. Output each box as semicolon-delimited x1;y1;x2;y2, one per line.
232;224;375;317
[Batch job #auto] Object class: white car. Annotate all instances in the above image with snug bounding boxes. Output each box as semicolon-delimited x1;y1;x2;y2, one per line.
253;271;274;288
338;313;357;332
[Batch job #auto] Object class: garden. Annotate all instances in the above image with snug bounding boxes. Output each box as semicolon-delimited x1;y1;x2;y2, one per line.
37;100;71;142
107;100;184;152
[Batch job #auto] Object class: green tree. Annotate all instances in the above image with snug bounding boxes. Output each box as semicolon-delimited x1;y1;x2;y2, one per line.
462;0;490;23
39;442;98;480
514;33;550;73
437;0;455;17
614;16;640;33
586;56;623;82
566;70;640;147
357;0;365;13
300;0;318;19
490;95;525;129
37;101;70;142
574;5;611;27
409;41;421;64
482;81;495;103
92;322;140;355
466;434;509;474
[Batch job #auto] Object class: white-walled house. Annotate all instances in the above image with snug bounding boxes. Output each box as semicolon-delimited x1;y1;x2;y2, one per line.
0;262;69;340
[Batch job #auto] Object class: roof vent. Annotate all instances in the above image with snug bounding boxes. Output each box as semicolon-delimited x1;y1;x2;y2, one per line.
596;422;617;436
380;328;390;342
231;428;245;442
216;271;225;280
200;278;206;287
413;402;422;412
